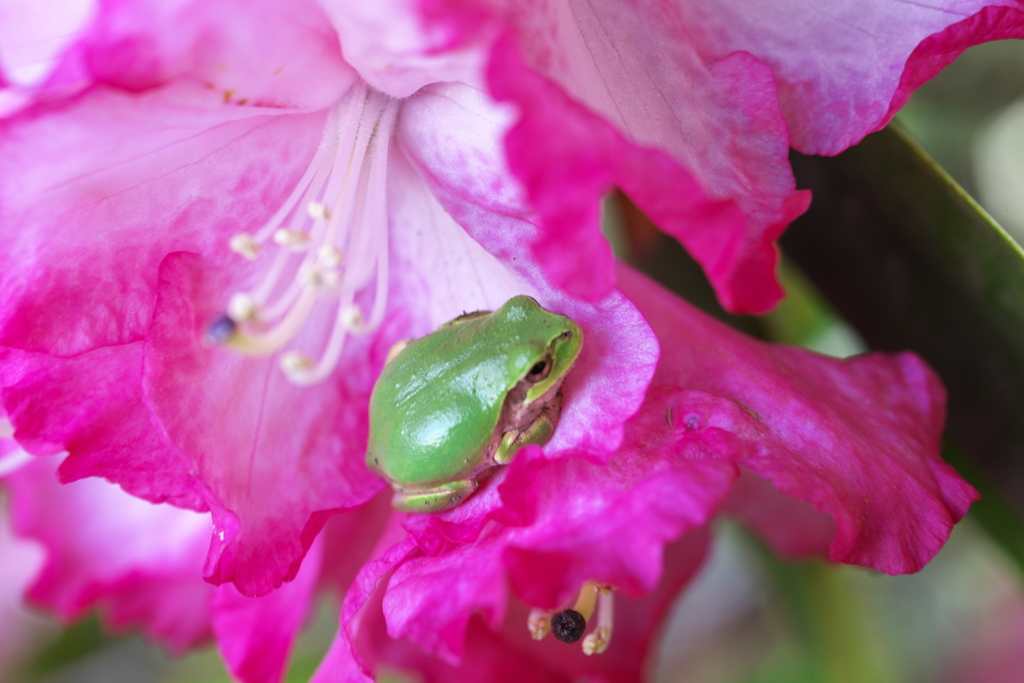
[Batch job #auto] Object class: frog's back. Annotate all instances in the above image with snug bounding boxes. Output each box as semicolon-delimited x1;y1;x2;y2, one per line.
367;306;550;487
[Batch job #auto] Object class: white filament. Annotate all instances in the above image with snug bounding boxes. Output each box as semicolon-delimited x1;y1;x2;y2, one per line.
219;83;397;384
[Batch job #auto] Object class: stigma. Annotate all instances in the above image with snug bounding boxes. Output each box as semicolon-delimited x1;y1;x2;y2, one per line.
207;83;398;385
529;582;615;655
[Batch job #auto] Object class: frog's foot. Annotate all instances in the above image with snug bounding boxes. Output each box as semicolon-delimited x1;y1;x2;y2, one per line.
391;479;479;513
494;394;562;465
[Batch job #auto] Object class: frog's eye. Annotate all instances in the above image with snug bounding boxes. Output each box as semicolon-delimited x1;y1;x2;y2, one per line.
525;358;552;383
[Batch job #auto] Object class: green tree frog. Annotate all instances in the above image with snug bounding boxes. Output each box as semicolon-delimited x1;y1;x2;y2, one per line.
367;295;583;513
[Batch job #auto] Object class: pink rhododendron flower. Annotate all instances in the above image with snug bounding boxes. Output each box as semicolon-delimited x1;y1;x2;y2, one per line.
419;0;1024;312
0;443;393;683
316;267;977;681
0;0;1014;680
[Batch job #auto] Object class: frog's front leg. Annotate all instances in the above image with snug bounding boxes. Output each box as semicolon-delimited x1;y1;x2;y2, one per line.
494;393;563;465
391;479;479;513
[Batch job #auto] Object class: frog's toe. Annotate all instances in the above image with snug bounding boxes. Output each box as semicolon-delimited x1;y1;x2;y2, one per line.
392;479;478;513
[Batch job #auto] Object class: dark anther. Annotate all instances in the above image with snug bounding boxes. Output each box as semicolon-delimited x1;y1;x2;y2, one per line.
204;314;237;345
550;609;587;644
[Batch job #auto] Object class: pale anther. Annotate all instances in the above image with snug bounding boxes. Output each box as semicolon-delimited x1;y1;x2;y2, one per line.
340;306;364;330
280;351;314;377
584;590;615;655
307;201;331;221
227;293;258;322
318;270;342;291
273;229;311;251
528;609;553;641
229;233;261;260
582;626;610;655
318;245;344;267
298;264;341;293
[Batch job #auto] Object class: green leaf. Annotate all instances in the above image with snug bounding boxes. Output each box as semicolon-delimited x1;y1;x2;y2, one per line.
782;124;1024;567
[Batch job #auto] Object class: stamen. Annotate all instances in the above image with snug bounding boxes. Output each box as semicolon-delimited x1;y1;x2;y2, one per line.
582;592;614;655
229;233;261;260
212;84;399;384
528;609;553;641
307;201;331;221
273;229;311;251
227;293;258;322
340;305;364;330
280;351;315;377
571;580;598;621
318;245;344;267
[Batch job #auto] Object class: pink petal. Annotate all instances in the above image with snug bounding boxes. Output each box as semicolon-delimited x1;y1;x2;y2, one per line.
679;0;1024;155
420;1;809;312
386;393;738;662
0;0;95;87
80;0;354;108
213;539;324;683
0;84;361;598
324;526;711;681
618;265;979;574
2;344;210;512
489;35;807;314
493;531;711;683
316;0;483;97
143;252;386;597
494;440;734;608
0;83;325;355
3;454;214;652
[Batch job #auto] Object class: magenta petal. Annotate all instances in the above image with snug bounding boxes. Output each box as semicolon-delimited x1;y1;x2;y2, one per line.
328;527;711;681
315;0;482;98
79;0;354;107
887;6;1024;126
0;0;95;90
495;441;734;608
213;540;323;683
2;345;209;511
0;84;324;355
4;455;213;652
680;0;1024;155
496;531;711;683
618;265;979;574
486;33;806;313
143;252;385;597
385;398;737;662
